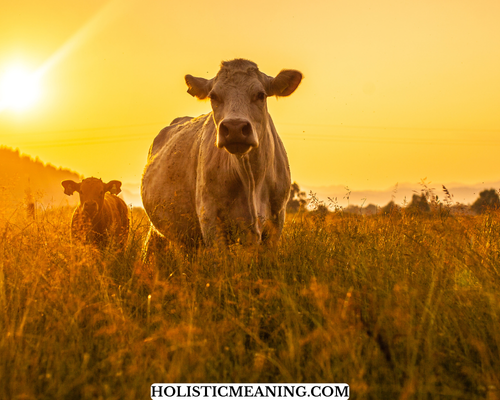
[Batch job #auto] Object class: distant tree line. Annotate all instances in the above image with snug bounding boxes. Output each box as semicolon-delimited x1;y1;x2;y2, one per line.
0;146;81;211
286;182;500;216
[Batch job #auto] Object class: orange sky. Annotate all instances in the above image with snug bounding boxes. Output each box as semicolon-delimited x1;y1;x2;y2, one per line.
1;0;499;195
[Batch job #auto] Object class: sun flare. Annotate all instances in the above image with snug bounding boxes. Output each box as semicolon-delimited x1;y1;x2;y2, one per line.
0;66;41;112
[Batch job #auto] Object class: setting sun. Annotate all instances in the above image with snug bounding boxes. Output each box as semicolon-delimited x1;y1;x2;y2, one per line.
0;65;41;112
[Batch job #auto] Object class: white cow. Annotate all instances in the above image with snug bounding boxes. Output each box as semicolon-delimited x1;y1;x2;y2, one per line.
141;59;302;252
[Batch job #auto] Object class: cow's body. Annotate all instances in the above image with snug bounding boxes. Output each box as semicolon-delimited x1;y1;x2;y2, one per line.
141;59;302;250
62;178;129;252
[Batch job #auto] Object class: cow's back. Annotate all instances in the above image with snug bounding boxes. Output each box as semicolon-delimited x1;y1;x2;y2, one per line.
141;115;208;244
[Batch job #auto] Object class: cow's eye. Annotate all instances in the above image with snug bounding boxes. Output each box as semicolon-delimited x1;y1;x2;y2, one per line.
255;92;266;102
209;92;220;102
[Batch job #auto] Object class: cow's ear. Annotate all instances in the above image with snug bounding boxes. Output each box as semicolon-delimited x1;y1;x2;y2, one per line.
105;180;122;195
185;75;213;99
62;180;80;196
267;69;303;97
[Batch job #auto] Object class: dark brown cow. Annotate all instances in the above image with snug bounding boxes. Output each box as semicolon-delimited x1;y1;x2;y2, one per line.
141;59;302;251
62;177;129;252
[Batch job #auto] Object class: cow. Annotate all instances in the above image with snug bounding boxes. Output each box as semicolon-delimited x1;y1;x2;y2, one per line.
62;177;129;252
141;59;302;254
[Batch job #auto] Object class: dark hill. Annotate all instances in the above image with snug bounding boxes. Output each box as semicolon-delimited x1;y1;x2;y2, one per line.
0;146;81;211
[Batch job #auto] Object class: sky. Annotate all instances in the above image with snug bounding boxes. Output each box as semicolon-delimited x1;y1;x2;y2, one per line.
1;0;499;200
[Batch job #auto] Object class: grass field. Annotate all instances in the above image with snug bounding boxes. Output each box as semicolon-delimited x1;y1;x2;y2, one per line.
1;203;499;399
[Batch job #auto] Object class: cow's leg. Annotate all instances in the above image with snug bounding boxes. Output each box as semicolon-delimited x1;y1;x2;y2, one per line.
142;225;168;264
198;214;235;249
262;209;285;246
217;217;261;247
198;216;219;247
200;212;263;248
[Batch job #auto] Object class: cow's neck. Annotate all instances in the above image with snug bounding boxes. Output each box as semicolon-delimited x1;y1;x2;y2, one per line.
231;120;274;237
237;154;259;235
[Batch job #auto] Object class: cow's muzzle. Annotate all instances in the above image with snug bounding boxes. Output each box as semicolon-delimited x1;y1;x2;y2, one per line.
83;201;99;217
217;118;258;155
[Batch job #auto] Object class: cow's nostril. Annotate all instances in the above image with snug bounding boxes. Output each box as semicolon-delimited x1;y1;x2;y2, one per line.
242;123;252;136
220;123;229;137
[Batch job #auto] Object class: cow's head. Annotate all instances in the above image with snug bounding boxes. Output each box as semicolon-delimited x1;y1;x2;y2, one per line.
185;59;302;155
62;177;122;217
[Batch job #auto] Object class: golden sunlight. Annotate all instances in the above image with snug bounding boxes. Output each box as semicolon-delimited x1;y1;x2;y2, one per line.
0;65;41;112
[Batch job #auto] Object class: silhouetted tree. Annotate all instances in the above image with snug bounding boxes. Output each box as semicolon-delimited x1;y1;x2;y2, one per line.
287;182;307;213
407;193;430;213
364;204;379;215
381;200;400;215
344;205;361;214
471;189;500;214
309;203;329;224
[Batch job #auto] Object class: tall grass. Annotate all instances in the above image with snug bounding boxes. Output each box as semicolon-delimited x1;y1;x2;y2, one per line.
1;205;499;399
